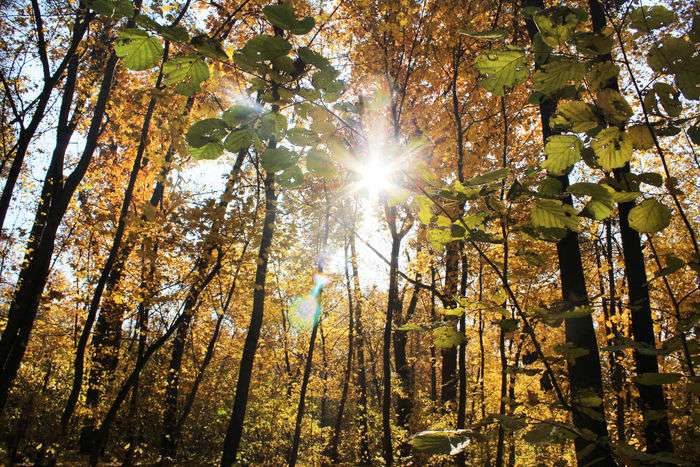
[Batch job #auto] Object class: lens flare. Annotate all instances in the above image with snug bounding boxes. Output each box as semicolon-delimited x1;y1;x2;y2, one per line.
288;274;330;330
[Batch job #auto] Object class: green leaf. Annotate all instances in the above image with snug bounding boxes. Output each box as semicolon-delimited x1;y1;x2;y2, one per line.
286;127;319;147
647;37;693;74
538;177;563;197
627;125;655;150
531;199;580;231
655;254;685;278
89;0;134;17
163;55;209;96
222;105;258;127
499;318;519;332
458;28;507;40
306;148;334;176
257;112;288;141
628;199;672;233
636;172;663;187
432;326;467;349
653;82;682;117
675;58;700;100
186;118;228;148
533;60;585;95
568;183;614;220
591;127;633;171
533;7;586;47
190;142;223;160
586;61;619;92
240;35;292;61
474;49;528;96
552;101;598;133
629;6;677;32
223;129;254;152
411;430;471;455
464;167;510;186
574;32;613;56
190;35;229;61
278;164;304;188
634;372;682;385
115;28;163;71
416;196;432;224
261;147;297;172
596;89;633;126
135;14;189;42
542;135;582;175
263;4;315;35
298;47;331;70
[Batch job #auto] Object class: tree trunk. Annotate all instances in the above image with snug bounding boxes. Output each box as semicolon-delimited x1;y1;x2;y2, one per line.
0;49;118;415
220;171;277;466
587;0;673;453
441;241;460;405
523;1;616;463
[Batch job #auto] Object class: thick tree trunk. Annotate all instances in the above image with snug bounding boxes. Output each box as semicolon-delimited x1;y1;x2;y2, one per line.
441;241;460;405
587;0;673;453
523;1;616;463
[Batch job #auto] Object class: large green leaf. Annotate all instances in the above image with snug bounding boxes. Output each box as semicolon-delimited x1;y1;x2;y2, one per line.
222;104;258;126
533;6;586;47
115;28;163;70
190;142;223;160
596;89;633;126
186;118;227;148
647;37;693;74
432;326;467;349
474;49;527;96
240;35;292;62
190;35;229;61
223;129;254;152
298;47;331;70
629;6;677;32
458;28;507;40
411;430;471;455
591;127;633;171
542;135;582;175
163;55;209;96
464;167;510;186
627;124;655;150
263;4;315;35
573;32;613;56
286;127;319;147
586;61;619;91
552;101;598;133
533;60;585;95
306;148;334;176
628;199;672;233
653;82;682;117
261;147;297;172
278;164;304;188
257;112;288;141
531;199;580;231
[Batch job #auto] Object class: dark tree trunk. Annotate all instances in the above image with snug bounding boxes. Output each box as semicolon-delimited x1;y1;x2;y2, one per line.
456;250;468;466
350;232;371;463
441;241;460;405
587;0;673;453
0;49;118;415
220;171;277;467
328;240;355;463
523;1;616;463
429;268;438;403
381;225;402;467
0;7;91;231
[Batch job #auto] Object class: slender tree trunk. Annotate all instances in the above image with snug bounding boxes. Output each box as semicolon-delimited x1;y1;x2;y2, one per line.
587;0;673;453
381;226;402;467
0;7;91;231
350;231;371;463
456;249;468;466
441;240;460;405
71;46;169;452
429;268;438;403
0;48;118;415
328;240;355;463
220;171;277;466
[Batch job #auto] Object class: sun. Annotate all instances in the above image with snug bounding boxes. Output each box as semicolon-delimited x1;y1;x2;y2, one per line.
355;154;396;198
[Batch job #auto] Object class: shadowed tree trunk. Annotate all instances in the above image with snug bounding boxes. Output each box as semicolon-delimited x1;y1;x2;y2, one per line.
523;1;616;463
587;0;673;453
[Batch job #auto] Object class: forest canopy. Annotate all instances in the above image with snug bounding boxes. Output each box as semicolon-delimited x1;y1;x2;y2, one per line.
0;0;699;465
